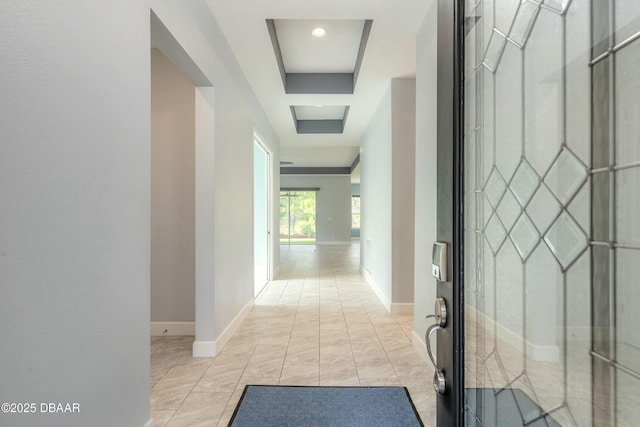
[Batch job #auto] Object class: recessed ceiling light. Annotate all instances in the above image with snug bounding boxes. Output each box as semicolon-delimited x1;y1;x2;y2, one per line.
311;27;327;38
315;105;323;107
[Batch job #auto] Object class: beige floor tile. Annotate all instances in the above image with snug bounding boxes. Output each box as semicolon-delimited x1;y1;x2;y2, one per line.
151;384;196;411
153;364;209;390
320;351;356;365
165;392;231;427
151;244;432;424
320;362;360;386
355;360;398;379
215;403;237;427
284;346;320;366
386;345;427;366
359;377;402;386
279;365;320;386
150;409;175;427
243;358;285;378
394;365;434;387
287;335;319;351
193;365;244;393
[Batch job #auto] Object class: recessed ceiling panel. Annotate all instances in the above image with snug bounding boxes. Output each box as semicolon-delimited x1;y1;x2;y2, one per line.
294;105;347;120
291;105;350;134
275;19;365;73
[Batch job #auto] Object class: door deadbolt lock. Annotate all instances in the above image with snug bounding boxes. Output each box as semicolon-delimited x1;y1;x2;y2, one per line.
425;297;447;395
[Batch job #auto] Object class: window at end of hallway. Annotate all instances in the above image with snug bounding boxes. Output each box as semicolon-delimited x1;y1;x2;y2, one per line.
352;196;360;229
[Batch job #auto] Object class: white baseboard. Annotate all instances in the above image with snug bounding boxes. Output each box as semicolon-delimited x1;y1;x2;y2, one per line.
215;298;254;353
412;330;430;364
359;266;412;315
466;305;559;362
360;265;391;312
142;418;154;427
316;241;352;245
150;321;195;336
391;303;414;315
192;299;254;358
192;340;216;357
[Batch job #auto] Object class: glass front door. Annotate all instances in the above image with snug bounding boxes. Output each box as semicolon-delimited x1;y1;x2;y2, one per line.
461;0;640;426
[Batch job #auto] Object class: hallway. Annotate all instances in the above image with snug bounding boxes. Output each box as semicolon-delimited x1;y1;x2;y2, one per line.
150;244;435;426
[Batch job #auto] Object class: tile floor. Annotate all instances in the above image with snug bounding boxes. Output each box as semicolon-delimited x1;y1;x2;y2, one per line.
150;243;437;426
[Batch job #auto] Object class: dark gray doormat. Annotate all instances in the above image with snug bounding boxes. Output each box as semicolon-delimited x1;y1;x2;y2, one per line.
228;385;424;427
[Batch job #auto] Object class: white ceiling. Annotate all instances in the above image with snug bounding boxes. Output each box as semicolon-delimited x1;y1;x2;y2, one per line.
276;19;364;73
205;0;428;167
294;105;346;120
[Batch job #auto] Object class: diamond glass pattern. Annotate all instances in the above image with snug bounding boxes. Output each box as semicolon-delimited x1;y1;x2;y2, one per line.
510;214;539;259
544;211;588;269
543;0;571;13
484;30;507;72
509;1;540;47
510;160;540;206
526;184;561;234
483;194;493;227
485;213;507;254
544;149;588;205
485;168;508;208
497;189;522;231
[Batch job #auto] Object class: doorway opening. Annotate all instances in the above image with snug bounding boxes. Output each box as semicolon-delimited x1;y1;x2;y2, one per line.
150;11;216;357
279;190;317;245
253;136;271;296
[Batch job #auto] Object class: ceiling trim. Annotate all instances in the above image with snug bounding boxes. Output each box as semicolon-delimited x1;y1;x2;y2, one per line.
280;187;321;192
353;20;373;88
290;106;350;134
266;19;373;94
265;19;287;87
297;120;344;134
286;73;353;94
349;154;360;172
280;167;351;175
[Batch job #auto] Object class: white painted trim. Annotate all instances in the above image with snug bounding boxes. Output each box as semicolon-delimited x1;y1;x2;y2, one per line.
192;340;216;358
142;418;154;427
215;298;254;353
412;330;429;363
150;321;195;336
316;241;352;246
466;304;559;362
390;303;414;315
360;265;391;312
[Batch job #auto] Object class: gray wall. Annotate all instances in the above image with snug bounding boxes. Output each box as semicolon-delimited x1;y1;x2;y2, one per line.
280;175;352;243
391;79;416;303
414;0;438;345
151;48;196;322
360;78;416;307
151;0;280;341
0;1;151;426
361;85;393;302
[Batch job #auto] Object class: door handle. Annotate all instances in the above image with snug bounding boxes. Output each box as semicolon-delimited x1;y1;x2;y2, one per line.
425;297;447;395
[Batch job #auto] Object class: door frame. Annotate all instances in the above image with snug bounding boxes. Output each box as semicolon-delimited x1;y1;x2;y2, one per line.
253;131;272;295
435;0;465;425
